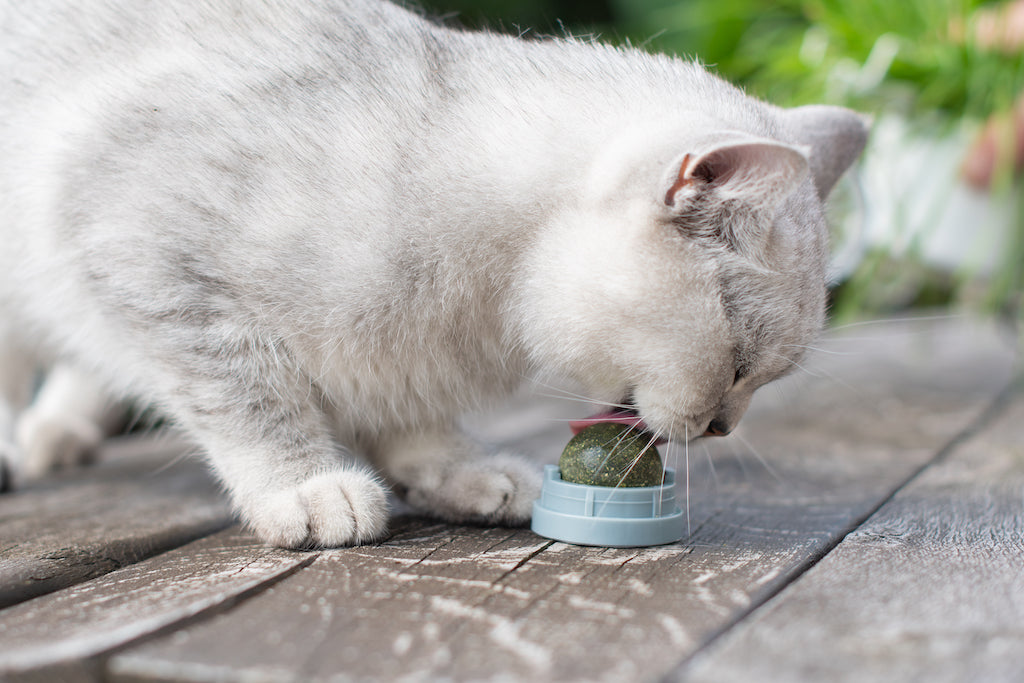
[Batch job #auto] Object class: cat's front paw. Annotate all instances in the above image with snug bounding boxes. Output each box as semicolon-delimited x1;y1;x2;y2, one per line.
241;468;389;549
403;453;542;526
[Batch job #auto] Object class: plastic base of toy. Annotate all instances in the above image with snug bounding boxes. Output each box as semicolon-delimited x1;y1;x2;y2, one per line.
531;465;684;547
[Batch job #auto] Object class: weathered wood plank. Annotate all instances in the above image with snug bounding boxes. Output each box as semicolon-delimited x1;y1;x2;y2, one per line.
0;434;231;608
108;523;554;682
0;527;314;678
675;385;1024;683
105;317;1016;682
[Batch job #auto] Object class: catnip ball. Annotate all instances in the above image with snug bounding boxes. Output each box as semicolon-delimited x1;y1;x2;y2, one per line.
558;422;663;487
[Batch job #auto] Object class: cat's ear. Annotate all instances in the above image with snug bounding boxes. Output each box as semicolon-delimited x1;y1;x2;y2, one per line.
663;137;809;213
781;105;869;200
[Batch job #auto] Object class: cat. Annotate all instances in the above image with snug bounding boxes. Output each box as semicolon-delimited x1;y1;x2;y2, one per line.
0;0;868;548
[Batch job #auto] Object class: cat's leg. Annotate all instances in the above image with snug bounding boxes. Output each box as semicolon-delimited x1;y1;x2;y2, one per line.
215;431;389;549
0;336;37;491
15;363;123;479
154;336;389;549
370;429;541;525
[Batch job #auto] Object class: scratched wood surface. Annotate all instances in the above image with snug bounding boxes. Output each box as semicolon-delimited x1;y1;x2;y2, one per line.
676;386;1024;683
0;316;1018;682
0;435;231;610
0;529;310;678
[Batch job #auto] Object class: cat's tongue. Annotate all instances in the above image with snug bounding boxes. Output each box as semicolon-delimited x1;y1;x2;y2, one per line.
569;410;667;445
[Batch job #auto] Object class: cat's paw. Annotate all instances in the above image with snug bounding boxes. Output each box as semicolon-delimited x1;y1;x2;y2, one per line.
242;468;389;549
16;411;104;479
402;453;542;526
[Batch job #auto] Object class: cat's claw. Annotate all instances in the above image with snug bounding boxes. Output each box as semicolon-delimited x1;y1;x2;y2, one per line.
242;468;389;549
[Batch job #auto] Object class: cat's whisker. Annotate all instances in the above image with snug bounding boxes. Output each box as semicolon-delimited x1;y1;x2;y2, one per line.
729;436;753;480
594;423;644;475
813;366;865;400
586;424;643;518
701;441;719;492
773;351;870;404
146;433;201;477
659;424;671;527
524;378;631;411
586;424;666;523
823;313;958;331
730;429;784;485
779;343;861;357
684;423;690;537
809;333;896;344
819;334;928;343
772;353;826;379
531;391;630;410
611;429;660;488
522;374;639;411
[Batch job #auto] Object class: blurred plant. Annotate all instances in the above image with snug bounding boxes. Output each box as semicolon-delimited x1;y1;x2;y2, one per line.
613;1;1024;117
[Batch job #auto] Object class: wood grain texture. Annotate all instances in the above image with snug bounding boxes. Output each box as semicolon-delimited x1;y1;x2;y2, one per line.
0;527;313;677
0;434;231;609
676;387;1024;683
105;317;1017;682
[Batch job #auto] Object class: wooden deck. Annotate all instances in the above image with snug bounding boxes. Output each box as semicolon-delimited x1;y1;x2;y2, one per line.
1;316;1021;682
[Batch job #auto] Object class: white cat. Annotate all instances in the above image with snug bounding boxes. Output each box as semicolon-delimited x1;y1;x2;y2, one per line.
0;0;867;547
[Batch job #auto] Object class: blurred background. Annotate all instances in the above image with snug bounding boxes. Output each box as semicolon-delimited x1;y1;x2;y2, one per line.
419;0;1024;324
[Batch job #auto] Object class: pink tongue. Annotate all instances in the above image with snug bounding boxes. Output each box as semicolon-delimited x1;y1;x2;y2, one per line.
569;410;667;445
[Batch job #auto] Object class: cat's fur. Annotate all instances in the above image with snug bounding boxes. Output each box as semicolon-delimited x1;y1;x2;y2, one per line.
0;0;868;547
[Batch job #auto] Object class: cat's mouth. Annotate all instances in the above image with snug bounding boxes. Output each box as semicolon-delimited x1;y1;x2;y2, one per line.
568;405;668;445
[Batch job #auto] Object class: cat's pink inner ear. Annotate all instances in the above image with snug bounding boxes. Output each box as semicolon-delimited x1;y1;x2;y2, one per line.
665;140;809;210
664;152;733;205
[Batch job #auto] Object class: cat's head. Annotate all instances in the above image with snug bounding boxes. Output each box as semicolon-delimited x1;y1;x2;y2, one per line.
518;105;868;441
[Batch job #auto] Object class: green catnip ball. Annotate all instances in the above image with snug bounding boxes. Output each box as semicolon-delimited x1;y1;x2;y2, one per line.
558;422;663;487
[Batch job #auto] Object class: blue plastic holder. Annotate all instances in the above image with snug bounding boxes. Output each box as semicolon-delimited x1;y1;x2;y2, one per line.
531;465;684;547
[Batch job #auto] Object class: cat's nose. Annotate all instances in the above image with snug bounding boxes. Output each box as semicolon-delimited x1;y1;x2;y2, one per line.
703;417;731;437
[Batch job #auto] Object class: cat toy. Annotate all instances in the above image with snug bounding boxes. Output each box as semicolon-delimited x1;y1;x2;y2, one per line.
531;417;683;547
